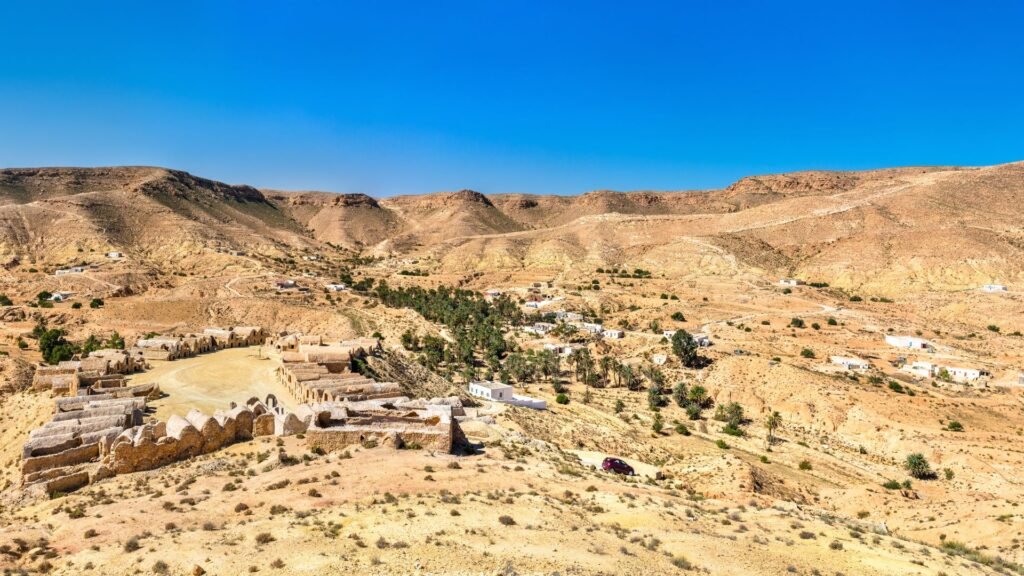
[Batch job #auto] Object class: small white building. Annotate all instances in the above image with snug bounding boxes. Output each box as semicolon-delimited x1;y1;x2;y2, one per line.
662;330;676;339
779;278;804;287
469;380;513;401
885;335;931;350
555;311;583;322
522;322;556;335
580;322;604;334
940;366;988;383
54;266;85;276
652;354;668;366
484;289;503;298
324;283;348;292
602;329;624;339
830;356;870;371
105;251;123;259
981;284;1008;293
543;343;583;357
276;279;298;290
692;333;712;347
49;291;74;302
468;380;546;410
902;360;935;378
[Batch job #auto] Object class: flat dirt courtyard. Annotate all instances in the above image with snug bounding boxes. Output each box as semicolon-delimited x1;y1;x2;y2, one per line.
128;346;295;420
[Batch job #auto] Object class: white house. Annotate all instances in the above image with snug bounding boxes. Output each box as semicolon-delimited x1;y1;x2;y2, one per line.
692;333;712;347
602;329;624;339
902;360;935;378
830;356;870;371
484;289;503;298
105;251;123;259
469;380;513;401
663;330;711;346
468;380;546;410
49;291;74;302
779;278;804;287
522;322;555;336
652;354;668;366
54;266;85;276
276;279;298;290
555;311;583;322
324;283;348;292
982;284;1008;293
885;335;931;350
543;343;583;357
939;366;988;383
580;322;604;334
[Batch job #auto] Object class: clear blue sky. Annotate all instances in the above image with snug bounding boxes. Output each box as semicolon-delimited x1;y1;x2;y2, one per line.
1;1;1022;196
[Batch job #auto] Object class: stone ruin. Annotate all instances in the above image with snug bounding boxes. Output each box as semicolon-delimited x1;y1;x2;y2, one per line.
32;349;147;396
22;396;145;495
20;332;466;496
131;326;267;361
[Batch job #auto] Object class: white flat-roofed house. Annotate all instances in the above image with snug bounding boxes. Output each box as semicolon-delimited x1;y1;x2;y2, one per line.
982;284;1008;293
580;322;603;334
885;335;931;350
48;291;74;302
779;278;804;287
469;380;513;401
938;366;989;383
692;333;712;347
902;360;935;378
555;311;583;322
830;356;870;371
468;380;546;410
54;266;85;276
324;283;347;292
602;329;624;339
105;251;123;259
522;322;556;336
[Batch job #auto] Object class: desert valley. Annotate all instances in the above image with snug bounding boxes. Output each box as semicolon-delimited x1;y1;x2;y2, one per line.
2;162;1024;575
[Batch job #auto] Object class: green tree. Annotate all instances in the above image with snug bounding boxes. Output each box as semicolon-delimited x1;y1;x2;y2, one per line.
671;382;689;408
671;330;699;368
765;410;782;447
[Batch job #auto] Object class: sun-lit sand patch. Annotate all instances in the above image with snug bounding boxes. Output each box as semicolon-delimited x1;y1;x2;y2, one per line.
129;346;294;419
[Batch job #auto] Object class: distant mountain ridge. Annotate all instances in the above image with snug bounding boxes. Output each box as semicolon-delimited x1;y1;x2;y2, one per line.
3;162;1024;292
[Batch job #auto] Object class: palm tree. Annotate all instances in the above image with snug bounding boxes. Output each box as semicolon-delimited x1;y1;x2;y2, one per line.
764;410;782;448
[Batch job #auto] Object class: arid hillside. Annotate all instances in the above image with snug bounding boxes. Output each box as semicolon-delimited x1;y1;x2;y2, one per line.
0;167;312;271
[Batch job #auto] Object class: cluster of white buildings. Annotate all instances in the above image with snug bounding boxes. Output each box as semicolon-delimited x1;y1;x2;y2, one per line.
468;380;546;410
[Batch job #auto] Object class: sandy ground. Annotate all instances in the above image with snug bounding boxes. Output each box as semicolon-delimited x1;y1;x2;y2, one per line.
130;346;294;419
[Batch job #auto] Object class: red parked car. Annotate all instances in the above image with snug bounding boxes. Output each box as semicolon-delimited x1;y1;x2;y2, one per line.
601;457;635;476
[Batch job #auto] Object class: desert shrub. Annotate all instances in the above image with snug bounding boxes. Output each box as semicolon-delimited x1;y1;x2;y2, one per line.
124;537;141;552
881;479;902;490
255;532;275;545
715;439;729;449
946;420;963;432
790;318;805;328
798;460;812;471
904;453;935;479
152;560;169;574
555;393;569;405
498;515;516;526
799;348;815;359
